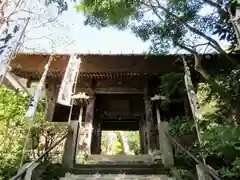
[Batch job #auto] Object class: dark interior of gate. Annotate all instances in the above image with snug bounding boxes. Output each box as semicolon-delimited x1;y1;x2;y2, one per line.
96;94;143;131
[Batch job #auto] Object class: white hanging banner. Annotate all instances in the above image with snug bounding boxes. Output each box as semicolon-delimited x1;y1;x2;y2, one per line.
183;58;198;117
182;56;203;154
0;18;30;83
24;55;53;120
57;55;81;106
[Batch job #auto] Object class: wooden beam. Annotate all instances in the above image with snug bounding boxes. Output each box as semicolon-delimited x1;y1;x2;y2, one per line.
76;87;144;94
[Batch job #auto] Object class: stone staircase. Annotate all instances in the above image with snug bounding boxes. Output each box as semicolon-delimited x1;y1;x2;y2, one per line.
59;155;175;180
60;173;175;180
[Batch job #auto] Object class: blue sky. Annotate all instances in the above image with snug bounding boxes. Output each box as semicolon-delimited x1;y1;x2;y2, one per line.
19;1;228;54
22;2;149;54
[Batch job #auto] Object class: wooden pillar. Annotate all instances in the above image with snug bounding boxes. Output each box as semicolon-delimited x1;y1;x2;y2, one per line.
156;105;174;168
62;106;83;169
144;88;155;154
85;98;95;154
91;117;101;154
139;118;145;154
45;80;58;121
90;120;97;154
154;120;160;150
96;119;102;154
142;117;148;154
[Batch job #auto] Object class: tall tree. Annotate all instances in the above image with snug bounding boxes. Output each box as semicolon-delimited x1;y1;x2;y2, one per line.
73;0;240;80
76;0;231;52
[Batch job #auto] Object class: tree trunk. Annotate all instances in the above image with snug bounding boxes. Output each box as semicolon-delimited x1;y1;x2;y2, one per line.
119;131;131;154
106;131;115;154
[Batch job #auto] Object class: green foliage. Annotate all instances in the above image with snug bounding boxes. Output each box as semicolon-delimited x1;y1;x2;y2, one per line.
197;82;240;179
197;83;229;124
201;125;240;179
212;0;238;50
166;77;240;179
160;72;185;98
127;131;140;155
71;0;235;53
0;86;31;180
202;125;240;158
0;85;67;180
101;131;140;155
173;168;197;180
45;0;68;14
169;117;193;137
76;0;142;29
45;0;238;50
111;137;123;155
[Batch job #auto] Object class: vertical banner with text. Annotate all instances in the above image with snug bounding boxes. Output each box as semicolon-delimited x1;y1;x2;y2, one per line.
57;55;81;106
0;18;30;83
24;55;53;120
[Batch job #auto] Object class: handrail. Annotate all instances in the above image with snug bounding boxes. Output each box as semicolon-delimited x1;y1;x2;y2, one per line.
166;133;221;180
10;133;68;180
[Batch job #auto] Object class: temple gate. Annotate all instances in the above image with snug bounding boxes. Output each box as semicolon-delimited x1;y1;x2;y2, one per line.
8;52;231;179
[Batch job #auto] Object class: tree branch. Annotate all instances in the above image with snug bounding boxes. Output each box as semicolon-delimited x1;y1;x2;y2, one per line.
149;0;238;65
176;42;211;80
203;0;223;10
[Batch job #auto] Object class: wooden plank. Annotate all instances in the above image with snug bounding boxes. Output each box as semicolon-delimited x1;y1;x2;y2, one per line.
76;87;144;94
10;53;181;74
10;53;240;76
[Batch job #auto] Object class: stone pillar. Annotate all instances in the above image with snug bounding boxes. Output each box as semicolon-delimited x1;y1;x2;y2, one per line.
62;106;84;169
196;165;212;180
62;120;79;169
85;98;95;154
76;106;84;154
156;105;174;167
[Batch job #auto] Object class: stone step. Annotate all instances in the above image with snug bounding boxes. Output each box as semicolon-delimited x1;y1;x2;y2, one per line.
60;173;176;180
71;163;168;175
74;163;163;169
86;155;153;164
